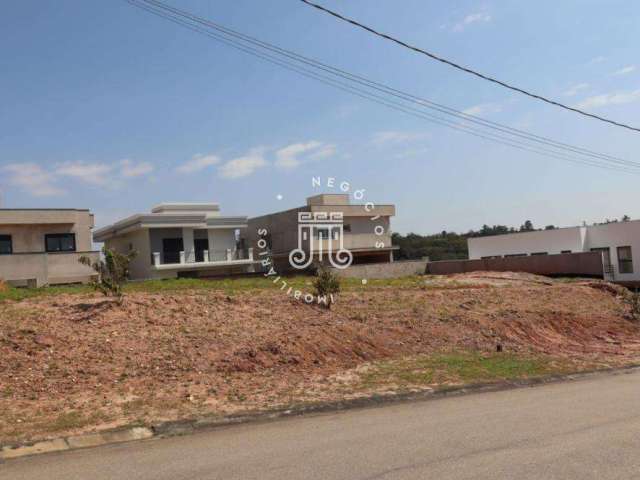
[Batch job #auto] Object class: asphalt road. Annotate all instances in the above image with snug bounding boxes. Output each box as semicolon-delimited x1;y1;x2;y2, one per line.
3;370;640;480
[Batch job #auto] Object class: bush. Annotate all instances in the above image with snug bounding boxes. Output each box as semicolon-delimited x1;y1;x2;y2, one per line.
79;247;136;300
313;265;341;309
627;289;640;321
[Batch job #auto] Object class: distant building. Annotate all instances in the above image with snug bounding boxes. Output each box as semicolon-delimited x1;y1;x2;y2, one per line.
245;194;397;272
468;221;640;284
0;209;98;287
93;203;257;280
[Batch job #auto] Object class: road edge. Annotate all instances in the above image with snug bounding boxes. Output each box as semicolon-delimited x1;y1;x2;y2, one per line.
3;363;639;462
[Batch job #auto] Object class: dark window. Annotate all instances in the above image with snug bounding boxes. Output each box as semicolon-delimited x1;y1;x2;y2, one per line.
531;252;548;256
561;250;572;254
0;235;12;254
162;238;184;264
617;246;634;274
343;224;352;233
194;238;209;262
316;228;330;240
45;233;76;252
505;253;527;258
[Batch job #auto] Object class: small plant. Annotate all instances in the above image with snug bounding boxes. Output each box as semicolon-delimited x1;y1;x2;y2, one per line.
79;247;136;300
313;264;341;309
626;289;640;321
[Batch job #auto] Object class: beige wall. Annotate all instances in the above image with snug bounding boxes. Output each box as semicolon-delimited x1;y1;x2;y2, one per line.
0;210;94;253
245;208;305;256
0;252;98;287
245;209;393;256
0;209;96;286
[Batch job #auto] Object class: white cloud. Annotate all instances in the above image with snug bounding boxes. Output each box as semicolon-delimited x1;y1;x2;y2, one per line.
612;65;636;76
461;102;502;116
574;89;640;109
372;130;429;145
452;12;492;32
275;141;335;169
176;154;220;174
1;163;65;197
219;148;268;179
309;144;336;160
120;159;154;178
563;83;589;97
55;162;112;185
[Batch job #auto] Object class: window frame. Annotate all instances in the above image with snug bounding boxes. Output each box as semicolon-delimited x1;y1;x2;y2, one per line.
44;233;77;253
617;246;634;274
0;235;12;255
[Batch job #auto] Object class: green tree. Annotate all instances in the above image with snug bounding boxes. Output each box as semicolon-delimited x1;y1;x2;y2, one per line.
313;265;341;309
79;247;137;300
520;220;535;232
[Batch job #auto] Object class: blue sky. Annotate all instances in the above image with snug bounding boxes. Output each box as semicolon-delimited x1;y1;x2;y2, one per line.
1;0;640;234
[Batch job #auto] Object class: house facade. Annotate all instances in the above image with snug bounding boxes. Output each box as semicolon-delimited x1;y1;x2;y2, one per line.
0;209;99;287
244;194;397;272
93;203;257;280
468;221;640;284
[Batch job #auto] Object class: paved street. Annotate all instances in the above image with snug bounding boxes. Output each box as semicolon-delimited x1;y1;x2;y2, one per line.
3;370;640;480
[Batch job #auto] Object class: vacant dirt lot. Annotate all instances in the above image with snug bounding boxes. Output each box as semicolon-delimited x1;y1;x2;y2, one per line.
1;273;639;444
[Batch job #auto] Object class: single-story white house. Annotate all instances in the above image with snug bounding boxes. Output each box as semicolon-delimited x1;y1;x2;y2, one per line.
93;203;257;280
468;220;640;284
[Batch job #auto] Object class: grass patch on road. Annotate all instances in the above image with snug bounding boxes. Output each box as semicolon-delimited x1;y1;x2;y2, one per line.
358;352;579;390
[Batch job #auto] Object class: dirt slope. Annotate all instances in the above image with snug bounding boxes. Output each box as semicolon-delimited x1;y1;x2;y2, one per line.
1;273;639;443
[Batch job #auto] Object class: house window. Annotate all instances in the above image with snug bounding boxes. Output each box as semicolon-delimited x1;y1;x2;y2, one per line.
505;253;527;258
45;233;76;253
617;246;633;274
561;250;572;254
343;224;352;233
531;252;548;256
0;235;12;255
316;228;330;240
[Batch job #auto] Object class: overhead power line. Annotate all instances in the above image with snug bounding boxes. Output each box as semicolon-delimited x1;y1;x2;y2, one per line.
126;0;640;175
299;0;640;134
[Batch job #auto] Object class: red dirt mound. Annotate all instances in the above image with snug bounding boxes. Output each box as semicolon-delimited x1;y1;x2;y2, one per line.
1;276;639;442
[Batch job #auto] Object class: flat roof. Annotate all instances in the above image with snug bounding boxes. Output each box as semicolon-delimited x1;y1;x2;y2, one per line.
0;208;91;212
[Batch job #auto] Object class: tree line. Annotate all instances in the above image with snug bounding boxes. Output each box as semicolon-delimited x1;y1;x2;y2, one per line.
392;216;632;261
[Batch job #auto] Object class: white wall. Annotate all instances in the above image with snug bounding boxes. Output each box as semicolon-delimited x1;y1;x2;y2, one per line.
584;221;640;282
467;221;640;282
104;228;151;280
468;227;585;259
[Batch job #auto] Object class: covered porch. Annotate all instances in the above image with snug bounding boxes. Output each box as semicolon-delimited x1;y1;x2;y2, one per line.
148;226;254;270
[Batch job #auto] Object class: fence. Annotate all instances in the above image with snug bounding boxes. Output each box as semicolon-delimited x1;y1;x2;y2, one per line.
426;252;604;278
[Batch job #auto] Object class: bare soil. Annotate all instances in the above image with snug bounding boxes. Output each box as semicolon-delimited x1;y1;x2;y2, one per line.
1;272;639;444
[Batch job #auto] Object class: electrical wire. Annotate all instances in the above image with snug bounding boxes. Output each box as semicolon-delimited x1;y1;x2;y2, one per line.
126;0;640;175
299;0;640;134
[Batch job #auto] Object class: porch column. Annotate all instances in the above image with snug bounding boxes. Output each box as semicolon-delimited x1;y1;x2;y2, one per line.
182;227;195;263
207;229;216;261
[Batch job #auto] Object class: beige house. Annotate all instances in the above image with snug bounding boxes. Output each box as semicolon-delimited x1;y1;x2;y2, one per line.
245;194;397;272
93;203;257;280
0;209;99;287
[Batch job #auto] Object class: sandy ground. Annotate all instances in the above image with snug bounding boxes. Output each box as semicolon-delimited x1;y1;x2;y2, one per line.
1;273;639;444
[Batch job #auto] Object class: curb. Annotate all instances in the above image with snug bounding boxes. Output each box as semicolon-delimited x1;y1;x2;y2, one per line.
2;364;639;462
